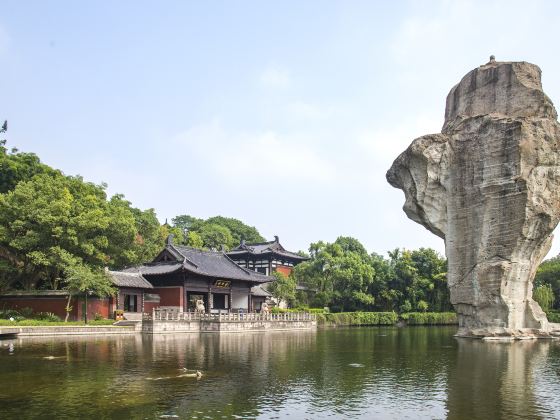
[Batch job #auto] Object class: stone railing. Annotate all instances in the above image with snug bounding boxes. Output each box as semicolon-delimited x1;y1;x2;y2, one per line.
143;309;316;322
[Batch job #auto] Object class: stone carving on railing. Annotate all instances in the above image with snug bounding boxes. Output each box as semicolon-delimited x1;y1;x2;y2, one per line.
195;299;205;314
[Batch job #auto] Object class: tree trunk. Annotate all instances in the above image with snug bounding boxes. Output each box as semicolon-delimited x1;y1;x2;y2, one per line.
64;294;72;323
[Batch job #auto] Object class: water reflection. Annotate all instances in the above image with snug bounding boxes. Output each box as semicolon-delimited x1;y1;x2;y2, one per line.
1;328;559;419
447;338;560;420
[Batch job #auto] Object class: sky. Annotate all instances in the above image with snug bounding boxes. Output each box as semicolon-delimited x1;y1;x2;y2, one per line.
2;0;560;257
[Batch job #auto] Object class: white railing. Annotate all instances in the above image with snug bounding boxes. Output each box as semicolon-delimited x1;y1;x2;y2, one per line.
144;309;316;322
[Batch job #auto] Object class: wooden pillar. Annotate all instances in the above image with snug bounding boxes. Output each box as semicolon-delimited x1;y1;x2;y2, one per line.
207;291;211;313
249;290;253;313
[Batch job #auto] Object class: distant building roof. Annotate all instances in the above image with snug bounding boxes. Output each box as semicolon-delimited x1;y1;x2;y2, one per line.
227;236;308;262
125;243;273;284
251;284;272;297
108;270;153;289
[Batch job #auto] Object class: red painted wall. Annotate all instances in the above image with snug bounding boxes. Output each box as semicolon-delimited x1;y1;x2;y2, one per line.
275;266;293;276
144;301;160;314
75;298;111;320
0;296;111;321
152;287;183;307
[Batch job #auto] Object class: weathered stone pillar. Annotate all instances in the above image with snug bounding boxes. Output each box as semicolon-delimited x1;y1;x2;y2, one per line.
387;58;560;338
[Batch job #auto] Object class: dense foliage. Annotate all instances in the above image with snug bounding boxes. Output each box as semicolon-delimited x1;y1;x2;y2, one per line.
400;312;457;325
0;141;177;294
315;312;398;326
171;214;265;250
534;257;560;309
292;237;450;313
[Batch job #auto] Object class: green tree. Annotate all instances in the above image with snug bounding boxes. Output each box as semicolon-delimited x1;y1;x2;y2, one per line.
63;261;115;322
533;283;555;312
205;216;265;245
294;237;375;311
172;214;204;233
0;141;57;194
199;223;234;250
417;300;429;312
185;231;204;248
269;271;297;307
535;256;560;309
171;214;265;249
0;172;157;290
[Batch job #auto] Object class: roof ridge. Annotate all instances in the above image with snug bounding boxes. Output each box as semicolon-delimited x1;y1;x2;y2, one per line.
168;244;199;268
108;270;143;276
222;252;263;276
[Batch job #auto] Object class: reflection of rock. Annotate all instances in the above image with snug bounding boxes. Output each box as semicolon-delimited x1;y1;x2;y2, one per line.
387;59;560;338
446;340;551;419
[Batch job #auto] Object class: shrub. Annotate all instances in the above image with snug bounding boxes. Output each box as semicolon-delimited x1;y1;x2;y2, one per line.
307;308;326;314
0;308;22;319
270;307;288;314
316;312;398;326
534;284;555;312
19;307;35;318
546;310;560;323
94;313;104;321
35;312;62;322
402;312;457;325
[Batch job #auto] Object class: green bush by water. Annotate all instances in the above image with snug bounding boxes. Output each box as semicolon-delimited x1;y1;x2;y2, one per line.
316;312;398;326
401;312;457;325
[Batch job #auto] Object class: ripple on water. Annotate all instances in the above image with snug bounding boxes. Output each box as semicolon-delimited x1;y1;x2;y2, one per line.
0;327;558;419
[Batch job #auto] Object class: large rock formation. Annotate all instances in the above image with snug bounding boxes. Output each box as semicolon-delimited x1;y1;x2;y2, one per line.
387;58;560;338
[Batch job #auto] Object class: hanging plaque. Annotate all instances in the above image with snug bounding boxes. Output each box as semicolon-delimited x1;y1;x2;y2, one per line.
214;280;231;288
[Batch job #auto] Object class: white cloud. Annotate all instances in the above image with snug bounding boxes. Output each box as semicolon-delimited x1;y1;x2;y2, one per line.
259;66;291;89
171;120;334;184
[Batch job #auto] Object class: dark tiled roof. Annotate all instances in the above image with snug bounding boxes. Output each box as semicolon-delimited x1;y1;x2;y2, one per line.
123;263;183;275
170;245;272;283
228;238;308;261
251;284;272;297
108;271;153;289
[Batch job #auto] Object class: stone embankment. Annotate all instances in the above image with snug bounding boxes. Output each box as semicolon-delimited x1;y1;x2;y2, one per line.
0;325;138;336
142;311;317;334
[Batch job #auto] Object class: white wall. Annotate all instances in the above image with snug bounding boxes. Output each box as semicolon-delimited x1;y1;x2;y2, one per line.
231;294;248;309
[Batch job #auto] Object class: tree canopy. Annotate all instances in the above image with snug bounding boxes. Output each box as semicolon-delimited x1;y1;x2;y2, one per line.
293;238;449;313
171;214;265;250
0;142;170;291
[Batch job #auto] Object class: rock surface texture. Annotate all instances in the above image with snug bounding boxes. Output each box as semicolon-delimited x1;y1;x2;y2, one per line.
387;59;560;338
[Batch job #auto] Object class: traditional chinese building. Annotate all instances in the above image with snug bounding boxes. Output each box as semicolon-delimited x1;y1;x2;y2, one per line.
121;237;272;314
227;236;308;277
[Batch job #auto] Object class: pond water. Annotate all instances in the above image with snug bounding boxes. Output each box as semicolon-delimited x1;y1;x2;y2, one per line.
1;327;560;419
